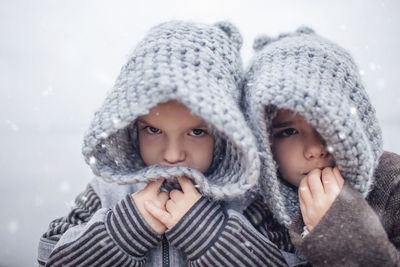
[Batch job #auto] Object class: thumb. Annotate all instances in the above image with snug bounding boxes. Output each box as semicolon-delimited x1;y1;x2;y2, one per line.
144;200;172;227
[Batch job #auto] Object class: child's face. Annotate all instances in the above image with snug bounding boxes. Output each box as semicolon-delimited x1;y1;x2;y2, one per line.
271;109;334;186
137;100;214;173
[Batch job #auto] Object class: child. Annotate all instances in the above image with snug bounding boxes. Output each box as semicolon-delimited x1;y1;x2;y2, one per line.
243;27;400;265
38;21;288;266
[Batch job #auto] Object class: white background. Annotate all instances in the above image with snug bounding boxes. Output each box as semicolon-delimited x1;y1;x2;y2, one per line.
1;0;399;265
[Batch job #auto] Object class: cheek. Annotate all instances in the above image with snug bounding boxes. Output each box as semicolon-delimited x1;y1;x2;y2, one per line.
272;141;298;173
189;137;214;172
138;135;159;165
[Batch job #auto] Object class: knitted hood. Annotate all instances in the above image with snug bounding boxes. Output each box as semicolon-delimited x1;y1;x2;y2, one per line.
82;21;260;200
243;27;383;225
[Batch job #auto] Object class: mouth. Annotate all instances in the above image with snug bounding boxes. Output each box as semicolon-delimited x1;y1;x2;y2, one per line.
302;165;335;176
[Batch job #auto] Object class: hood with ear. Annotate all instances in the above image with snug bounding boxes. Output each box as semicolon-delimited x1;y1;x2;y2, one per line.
243;27;383;225
82;20;260;200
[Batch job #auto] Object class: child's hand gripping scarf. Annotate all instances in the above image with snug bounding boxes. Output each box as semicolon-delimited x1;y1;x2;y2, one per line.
243;27;383;226
82;21;260;200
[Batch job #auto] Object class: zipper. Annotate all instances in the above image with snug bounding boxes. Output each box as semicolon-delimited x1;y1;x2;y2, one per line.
162;234;170;267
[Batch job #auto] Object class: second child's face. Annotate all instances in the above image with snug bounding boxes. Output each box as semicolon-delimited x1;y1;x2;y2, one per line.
137;100;214;173
271;109;334;186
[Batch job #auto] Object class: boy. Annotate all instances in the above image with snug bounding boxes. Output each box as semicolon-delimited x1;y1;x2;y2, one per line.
38;21;288;266
243;27;400;265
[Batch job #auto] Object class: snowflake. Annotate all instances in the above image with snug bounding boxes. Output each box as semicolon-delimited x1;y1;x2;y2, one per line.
339;24;347;31
8;219;18;234
89;156;96;165
59;181;71;193
42;86;54;96
368;62;377;71
375;79;386;90
5;120;19;132
35;195;44;207
112;117;123;128
65;200;76;209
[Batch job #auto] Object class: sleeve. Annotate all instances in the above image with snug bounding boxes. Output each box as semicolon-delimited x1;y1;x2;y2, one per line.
37;183;162;266
288;182;400;266
164;197;289;267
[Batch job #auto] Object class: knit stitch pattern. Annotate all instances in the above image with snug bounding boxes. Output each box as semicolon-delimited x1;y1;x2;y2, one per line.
82;21;260;199
243;27;383;225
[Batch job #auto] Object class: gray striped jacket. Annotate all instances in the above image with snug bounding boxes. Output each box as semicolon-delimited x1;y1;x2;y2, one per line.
38;177;296;266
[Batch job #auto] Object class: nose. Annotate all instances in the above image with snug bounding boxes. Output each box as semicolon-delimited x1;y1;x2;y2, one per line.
163;139;185;165
304;130;329;160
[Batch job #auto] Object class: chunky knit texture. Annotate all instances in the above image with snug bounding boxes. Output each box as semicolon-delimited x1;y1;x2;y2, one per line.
243;27;383;225
82;20;260;200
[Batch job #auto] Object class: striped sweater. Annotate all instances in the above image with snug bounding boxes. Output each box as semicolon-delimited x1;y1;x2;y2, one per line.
38;177;290;266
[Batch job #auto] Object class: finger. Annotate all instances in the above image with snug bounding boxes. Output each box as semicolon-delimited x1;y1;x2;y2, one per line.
299;177;313;205
177;176;195;193
158;191;169;205
169;189;183;202
299;190;308;220
165;199;175;213
333;167;345;188
321;167;339;194
145;178;165;193
144;200;171;225
307;169;324;198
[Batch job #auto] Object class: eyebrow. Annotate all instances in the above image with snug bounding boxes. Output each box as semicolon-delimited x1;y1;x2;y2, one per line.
272;121;293;128
137;119;208;129
137;119;149;125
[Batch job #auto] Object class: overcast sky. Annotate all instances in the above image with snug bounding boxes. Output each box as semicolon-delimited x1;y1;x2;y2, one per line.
1;0;399;265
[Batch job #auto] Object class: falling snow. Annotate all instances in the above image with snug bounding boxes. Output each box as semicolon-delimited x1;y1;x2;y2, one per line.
35;195;44;207
89;156;97;165
59;181;71;193
112;117;124;128
42;86;54;96
376;79;386;90
5;120;19;131
327;146;334;153
65;200;76;209
8;219;18;234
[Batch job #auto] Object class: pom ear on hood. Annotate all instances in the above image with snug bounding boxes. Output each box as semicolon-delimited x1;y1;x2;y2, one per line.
215;21;243;50
253;26;315;52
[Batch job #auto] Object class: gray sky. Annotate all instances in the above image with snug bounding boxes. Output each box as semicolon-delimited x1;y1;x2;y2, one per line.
1;0;399;265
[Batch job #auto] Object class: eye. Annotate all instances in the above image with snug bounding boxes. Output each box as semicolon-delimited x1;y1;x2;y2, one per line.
189;129;207;136
144;126;162;134
276;128;298;138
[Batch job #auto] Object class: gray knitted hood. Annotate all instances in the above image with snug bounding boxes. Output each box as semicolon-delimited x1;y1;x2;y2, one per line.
243;27;383;225
82;21;260;200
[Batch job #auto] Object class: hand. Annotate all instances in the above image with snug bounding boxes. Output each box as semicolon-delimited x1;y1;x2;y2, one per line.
132;178;169;234
299;167;344;232
144;176;202;229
